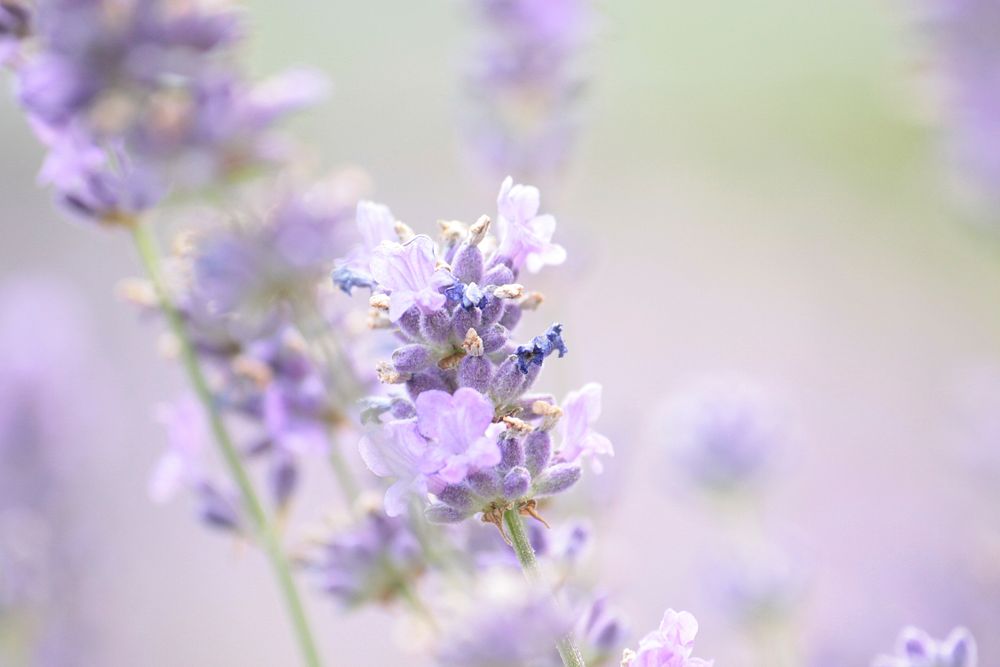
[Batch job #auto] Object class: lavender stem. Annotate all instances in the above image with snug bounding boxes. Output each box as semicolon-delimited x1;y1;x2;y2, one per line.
502;508;586;667
131;222;324;667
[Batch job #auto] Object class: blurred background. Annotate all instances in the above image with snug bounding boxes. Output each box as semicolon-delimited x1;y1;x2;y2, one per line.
2;0;999;664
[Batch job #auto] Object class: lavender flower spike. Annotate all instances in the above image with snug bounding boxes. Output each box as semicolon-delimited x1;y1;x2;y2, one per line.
873;626;977;667
621;609;713;667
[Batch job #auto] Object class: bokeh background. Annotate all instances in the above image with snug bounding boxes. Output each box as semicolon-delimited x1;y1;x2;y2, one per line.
2;0;999;664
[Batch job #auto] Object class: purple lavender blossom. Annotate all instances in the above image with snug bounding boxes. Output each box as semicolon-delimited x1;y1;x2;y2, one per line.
461;0;593;181
370;235;453;321
305;505;423;608
149;397;210;504
657;376;781;493
359;418;444;517
496;176;566;273
341;179;610;525
557;382;613;472
134;218;363;517
621;609;714;667
415;388;505;483
437;578;572;667
332;200;398;295
703;548;804;626
574;594;627;664
873;626;977;667
151;396;244;530
4;0;324;223
194;173;364;318
0;278;102;664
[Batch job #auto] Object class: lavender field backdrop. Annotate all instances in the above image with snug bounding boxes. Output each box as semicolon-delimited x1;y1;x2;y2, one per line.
0;1;997;665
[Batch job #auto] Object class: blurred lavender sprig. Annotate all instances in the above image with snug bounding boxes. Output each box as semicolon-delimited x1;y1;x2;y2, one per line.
461;0;594;183
0;280;101;665
2;0;325;224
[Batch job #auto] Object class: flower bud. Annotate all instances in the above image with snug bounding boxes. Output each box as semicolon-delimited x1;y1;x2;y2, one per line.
439;483;475;511
392;344;433;373
503;466;531;499
500;303;522;329
467;469;502;498
452;244;484;284
499;433;525;470
458;355;492;393
420;309;453;344
483;263;514;286
524;430;552;476
426;503;471;524
532;463;581;496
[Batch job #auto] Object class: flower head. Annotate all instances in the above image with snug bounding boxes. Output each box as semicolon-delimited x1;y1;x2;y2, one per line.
658;376;780;493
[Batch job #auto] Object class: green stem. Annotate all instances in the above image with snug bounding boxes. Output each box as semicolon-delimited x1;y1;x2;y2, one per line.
328;443;360;504
131;223;323;667
503;509;587;667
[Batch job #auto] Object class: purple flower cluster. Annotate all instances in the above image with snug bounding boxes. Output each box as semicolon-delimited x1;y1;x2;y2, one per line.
3;0;324;224
462;0;593;181
0;279;100;664
194;171;367;320
131;178;369;521
437;586;572;667
339;178;611;530
873;626;977;667
304;504;424;608
658;376;780;493
621;610;713;667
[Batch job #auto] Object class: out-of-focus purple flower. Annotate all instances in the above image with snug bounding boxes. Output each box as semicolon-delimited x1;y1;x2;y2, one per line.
149;397;209;504
461;0;593;181
305;505;424;608
657;376;781;493
0;278;102;663
370;235;452;321
873;626;977;667
6;0;324;222
36;128;162;223
558;382;612;472
437;576;572;667
575;594;627;664
495;176;566;273
928;0;1000;215
621;609;713;667
194;174;363;317
704;548;804;625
